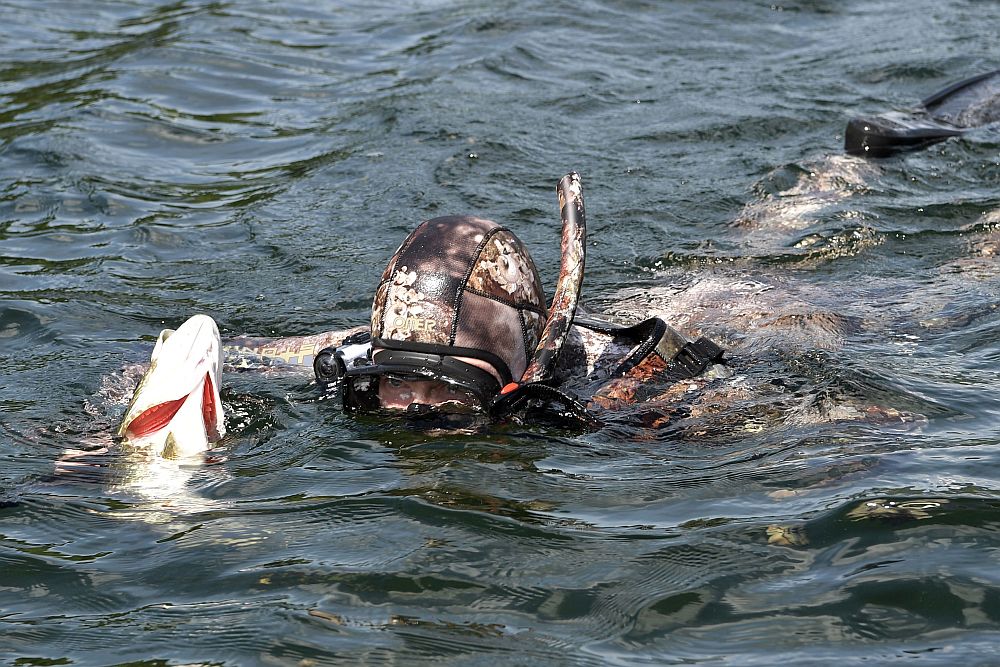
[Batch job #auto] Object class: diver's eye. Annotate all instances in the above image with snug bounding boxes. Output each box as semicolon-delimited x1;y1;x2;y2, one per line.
386;377;405;388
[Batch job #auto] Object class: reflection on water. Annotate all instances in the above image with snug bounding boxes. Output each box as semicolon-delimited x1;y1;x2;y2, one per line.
2;0;1000;664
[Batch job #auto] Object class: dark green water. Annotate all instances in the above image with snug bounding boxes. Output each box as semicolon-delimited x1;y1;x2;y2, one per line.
3;1;1000;664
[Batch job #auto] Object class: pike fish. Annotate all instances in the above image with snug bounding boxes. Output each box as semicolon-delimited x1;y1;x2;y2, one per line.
116;314;226;458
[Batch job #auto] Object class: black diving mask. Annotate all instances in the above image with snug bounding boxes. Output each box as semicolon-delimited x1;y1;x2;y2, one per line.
344;374;484;415
339;345;507;415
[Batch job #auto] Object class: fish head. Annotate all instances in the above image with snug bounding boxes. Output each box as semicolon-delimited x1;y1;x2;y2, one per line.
117;314;226;457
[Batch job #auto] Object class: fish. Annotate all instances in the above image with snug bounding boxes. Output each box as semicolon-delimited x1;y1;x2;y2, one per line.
116;314;226;458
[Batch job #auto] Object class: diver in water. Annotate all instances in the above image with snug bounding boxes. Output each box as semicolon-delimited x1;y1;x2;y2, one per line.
312;178;724;427
116;69;1000;455
116;173;726;454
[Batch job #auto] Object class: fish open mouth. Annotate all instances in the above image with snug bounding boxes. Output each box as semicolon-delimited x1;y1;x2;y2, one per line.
123;371;221;441
117;314;226;455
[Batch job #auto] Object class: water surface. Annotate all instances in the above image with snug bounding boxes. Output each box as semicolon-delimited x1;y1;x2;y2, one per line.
2;1;1000;664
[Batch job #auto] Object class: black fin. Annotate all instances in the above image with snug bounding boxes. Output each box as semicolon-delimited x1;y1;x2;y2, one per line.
845;70;1000;158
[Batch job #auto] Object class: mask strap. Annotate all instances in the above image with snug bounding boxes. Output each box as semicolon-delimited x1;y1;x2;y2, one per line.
372;338;513;385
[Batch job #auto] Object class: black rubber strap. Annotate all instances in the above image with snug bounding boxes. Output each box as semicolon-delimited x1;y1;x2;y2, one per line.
576;315;725;379
342;330;372;346
573;314;663;342
370;348;502;396
666;337;725;379
372;338;513;385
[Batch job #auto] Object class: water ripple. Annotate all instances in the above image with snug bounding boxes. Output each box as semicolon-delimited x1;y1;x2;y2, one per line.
2;0;1000;664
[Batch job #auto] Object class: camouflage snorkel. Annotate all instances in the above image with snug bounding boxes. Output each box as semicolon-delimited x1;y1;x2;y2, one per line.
490;172;599;426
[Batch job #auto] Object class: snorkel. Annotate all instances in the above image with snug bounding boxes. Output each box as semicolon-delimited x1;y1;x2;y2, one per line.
489;172;597;424
520;172;587;387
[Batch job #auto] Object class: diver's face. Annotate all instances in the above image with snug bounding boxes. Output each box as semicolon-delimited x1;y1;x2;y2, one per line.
366;353;503;413
377;376;480;412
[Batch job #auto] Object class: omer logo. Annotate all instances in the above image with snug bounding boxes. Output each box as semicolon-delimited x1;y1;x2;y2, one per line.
392;316;437;332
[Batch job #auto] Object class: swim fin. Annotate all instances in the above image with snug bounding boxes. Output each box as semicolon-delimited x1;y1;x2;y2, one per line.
845;69;1000;157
